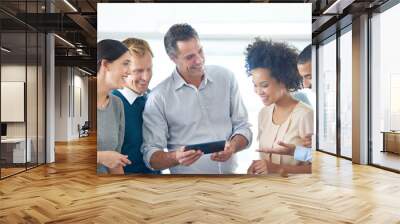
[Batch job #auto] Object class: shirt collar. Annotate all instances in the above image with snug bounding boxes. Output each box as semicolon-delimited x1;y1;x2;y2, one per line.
172;67;213;91
118;87;143;105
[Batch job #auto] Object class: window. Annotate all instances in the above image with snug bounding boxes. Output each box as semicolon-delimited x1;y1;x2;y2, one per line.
317;37;337;155
370;2;400;171
0;1;46;179
339;28;352;158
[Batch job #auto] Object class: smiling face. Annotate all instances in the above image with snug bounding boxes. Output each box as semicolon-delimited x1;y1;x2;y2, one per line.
125;51;152;94
251;67;287;106
171;37;205;78
104;51;131;90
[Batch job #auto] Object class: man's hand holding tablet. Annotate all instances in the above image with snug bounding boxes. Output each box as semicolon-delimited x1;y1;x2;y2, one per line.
175;147;203;166
210;141;236;162
181;140;237;164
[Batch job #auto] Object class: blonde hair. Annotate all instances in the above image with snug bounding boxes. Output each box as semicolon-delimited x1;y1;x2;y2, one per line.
122;37;153;57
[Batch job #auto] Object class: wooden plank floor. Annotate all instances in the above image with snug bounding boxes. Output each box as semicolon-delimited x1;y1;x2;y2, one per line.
1;167;26;177
1;135;400;223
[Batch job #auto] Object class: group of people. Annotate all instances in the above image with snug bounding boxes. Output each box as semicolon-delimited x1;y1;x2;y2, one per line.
96;23;314;175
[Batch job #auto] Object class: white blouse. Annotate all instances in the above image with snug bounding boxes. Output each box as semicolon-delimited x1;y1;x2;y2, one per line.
258;102;313;165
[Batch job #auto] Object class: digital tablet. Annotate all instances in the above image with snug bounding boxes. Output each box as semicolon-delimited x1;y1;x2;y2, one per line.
184;140;226;154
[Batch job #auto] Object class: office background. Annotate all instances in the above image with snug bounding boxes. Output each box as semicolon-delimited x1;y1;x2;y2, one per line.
0;5;46;177
1;1;400;223
0;0;96;179
314;1;400;171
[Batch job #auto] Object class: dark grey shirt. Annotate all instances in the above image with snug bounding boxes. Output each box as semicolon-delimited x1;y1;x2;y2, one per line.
97;94;125;174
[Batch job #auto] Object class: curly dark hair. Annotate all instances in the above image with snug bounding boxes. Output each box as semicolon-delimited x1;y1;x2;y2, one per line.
244;38;302;92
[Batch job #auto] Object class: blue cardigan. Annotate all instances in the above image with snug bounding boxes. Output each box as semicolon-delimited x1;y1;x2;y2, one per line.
112;90;159;174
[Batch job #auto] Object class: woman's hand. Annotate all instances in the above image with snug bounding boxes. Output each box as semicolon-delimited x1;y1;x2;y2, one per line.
301;134;313;148
97;151;131;169
257;142;296;156
247;159;281;175
257;134;313;155
247;160;268;174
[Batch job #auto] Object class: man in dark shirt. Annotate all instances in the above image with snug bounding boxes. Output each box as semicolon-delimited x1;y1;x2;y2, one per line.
112;37;159;174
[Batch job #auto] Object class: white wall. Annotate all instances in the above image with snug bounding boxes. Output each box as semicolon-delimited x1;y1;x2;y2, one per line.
55;66;68;141
1;63;46;164
1;65;34;138
54;67;89;141
71;72;89;138
1;65;26;143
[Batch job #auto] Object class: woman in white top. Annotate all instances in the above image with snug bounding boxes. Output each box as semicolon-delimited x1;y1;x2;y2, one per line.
245;39;313;174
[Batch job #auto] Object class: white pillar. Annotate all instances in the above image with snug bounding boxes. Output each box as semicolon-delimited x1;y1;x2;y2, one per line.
46;1;55;163
352;14;369;164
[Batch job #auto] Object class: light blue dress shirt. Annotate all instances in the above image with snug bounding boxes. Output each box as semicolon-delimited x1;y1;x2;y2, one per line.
294;146;312;162
141;65;252;174
292;90;311;107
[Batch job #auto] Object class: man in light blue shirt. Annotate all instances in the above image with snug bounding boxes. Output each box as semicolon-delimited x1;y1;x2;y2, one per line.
141;24;252;174
297;44;316;110
295;44;314;162
292;90;311;106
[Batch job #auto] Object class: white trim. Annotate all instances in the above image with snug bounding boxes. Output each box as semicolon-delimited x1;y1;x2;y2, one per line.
54;34;75;48
63;0;78;12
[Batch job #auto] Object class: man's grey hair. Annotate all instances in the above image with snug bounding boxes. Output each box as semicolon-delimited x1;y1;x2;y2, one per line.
163;23;199;57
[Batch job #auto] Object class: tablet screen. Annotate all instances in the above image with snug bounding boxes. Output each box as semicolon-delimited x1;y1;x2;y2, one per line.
184;140;226;154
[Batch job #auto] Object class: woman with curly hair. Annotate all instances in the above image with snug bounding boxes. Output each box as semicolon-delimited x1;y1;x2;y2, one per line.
245;39;313;175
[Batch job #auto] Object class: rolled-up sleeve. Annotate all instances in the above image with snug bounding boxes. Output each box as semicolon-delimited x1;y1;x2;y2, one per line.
228;71;253;147
295;106;313;163
294;146;312;162
141;93;169;170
